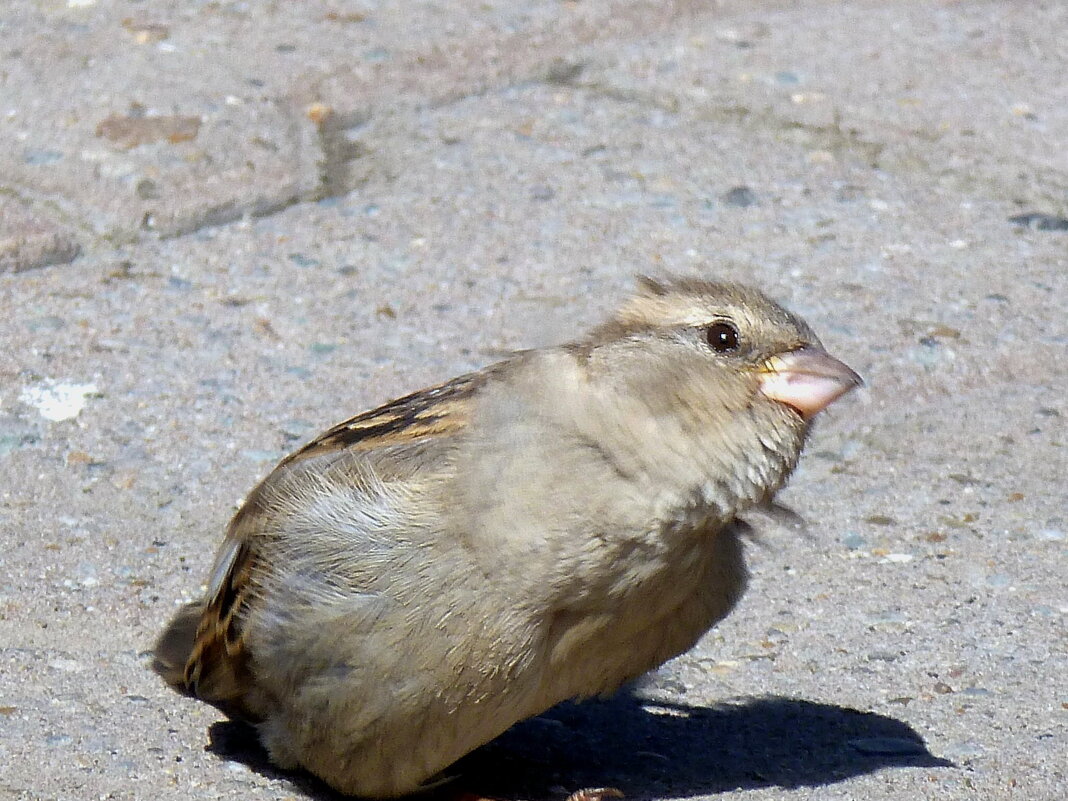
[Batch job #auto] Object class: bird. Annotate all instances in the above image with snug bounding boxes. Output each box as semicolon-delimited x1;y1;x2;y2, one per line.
153;276;862;798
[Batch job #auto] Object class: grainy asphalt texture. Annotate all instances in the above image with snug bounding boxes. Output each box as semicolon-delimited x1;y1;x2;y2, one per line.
1;2;1065;800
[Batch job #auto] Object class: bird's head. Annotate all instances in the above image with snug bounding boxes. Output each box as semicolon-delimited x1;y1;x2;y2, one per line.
577;275;862;509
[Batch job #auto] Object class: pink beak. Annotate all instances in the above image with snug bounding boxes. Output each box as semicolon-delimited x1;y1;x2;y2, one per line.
758;347;863;420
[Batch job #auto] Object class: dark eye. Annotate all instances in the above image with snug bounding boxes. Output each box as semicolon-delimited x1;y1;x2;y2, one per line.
705;321;740;353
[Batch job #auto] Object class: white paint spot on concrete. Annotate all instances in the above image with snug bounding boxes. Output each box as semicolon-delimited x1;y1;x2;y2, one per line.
20;381;98;422
878;552;914;564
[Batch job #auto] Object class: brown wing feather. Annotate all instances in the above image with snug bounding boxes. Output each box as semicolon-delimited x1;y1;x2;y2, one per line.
280;370;486;464
153;370;486;717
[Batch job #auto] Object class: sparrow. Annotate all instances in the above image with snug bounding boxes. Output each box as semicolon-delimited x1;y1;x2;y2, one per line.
154;276;861;797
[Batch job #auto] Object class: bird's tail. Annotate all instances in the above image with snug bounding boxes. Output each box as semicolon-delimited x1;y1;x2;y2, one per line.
152;602;204;692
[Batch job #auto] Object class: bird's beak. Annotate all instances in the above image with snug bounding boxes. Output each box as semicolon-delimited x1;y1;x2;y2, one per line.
758;347;863;420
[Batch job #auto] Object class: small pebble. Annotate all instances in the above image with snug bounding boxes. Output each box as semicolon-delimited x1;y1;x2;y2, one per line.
363;47;391;62
867;650;900;662
167;276;192;291
723;186;758;207
280;419;315;440
1009;213;1068;231
26;316;67;332
289;253;321;268
841;532;867;550
136;179;161;200
1034;528;1064;542
23;149;64;165
909;345;944;369
647;675;687;695
0;417;40;454
866;514;896;526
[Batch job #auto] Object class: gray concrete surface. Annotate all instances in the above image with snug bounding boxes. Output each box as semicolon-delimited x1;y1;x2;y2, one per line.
1;1;1065;799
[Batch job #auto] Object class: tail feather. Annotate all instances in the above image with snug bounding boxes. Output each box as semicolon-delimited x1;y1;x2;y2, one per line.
152;602;203;693
153;600;256;720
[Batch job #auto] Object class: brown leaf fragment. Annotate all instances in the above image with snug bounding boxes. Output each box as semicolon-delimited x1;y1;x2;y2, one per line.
122;18;170;43
96;114;201;149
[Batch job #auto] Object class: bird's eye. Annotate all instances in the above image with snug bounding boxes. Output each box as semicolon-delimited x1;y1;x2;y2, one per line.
705;321;740;353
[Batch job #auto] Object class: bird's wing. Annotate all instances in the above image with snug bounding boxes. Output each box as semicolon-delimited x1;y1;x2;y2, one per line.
155;370;488;715
279;369;484;465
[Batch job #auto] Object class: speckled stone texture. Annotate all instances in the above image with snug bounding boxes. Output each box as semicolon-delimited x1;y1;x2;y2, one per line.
0;1;1064;800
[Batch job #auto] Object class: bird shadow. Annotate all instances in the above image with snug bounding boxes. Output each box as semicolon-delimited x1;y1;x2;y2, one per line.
207;692;952;800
